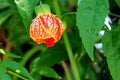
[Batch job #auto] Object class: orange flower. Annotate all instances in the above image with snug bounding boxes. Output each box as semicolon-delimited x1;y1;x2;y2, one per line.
30;14;64;47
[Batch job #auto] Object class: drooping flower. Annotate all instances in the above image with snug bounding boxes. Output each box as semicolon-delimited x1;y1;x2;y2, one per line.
30;13;64;47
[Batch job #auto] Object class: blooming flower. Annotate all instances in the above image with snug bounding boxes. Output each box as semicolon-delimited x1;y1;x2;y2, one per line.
30;14;64;47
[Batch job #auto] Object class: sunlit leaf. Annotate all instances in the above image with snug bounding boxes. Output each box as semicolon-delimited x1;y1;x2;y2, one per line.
76;0;109;60
14;0;39;33
0;49;21;58
31;66;61;79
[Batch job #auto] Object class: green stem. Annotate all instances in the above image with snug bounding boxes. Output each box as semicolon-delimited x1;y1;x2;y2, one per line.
53;0;80;80
7;70;28;80
61;61;71;80
20;46;46;66
61;12;75;19
63;31;80;80
53;0;61;18
109;13;120;18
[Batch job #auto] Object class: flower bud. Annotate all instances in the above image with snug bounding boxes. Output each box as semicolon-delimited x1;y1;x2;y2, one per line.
30;14;64;47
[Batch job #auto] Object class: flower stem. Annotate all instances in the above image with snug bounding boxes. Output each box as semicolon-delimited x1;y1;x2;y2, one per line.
53;0;81;80
109;13;120;18
63;31;80;80
53;0;61;18
61;12;75;19
20;46;46;66
61;61;71;80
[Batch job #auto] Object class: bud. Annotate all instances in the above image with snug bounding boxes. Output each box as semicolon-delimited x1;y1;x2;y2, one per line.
30;13;64;47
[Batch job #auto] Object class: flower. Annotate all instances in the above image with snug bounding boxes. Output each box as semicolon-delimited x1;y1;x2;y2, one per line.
30;13;64;47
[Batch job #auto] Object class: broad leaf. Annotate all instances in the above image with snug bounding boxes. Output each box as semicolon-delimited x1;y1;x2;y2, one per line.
2;59;34;80
0;49;21;58
102;29;120;80
14;0;39;33
76;0;109;60
0;63;11;80
31;66;61;79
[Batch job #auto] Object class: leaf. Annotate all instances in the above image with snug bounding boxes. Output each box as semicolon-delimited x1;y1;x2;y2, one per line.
0;1;10;10
31;72;42;80
2;59;34;80
0;9;12;26
0;49;21;58
115;0;120;8
0;62;12;80
0;63;11;80
31;43;68;67
102;29;120;80
31;66;61;79
14;0;39;33
102;30;114;56
76;0;109;60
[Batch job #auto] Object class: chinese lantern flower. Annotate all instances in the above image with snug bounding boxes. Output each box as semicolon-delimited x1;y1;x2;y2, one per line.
30;13;64;47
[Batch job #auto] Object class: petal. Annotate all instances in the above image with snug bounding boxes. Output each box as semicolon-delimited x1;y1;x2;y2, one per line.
44;38;55;47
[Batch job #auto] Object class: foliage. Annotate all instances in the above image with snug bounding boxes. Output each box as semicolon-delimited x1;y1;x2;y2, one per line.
76;0;109;60
0;0;120;80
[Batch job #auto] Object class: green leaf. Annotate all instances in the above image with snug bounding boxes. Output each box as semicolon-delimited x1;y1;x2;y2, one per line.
31;43;68;67
0;49;21;58
32;66;61;79
102;30;114;56
31;72;42;80
14;0;39;33
2;59;34;80
76;0;109;60
115;0;120;8
0;1;10;10
0;63;11;80
102;29;120;80
0;9;12;26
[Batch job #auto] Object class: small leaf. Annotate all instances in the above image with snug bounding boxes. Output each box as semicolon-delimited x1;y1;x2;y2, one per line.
0;49;21;58
14;0;39;32
0;63;11;80
76;0;109;60
31;66;61;79
2;59;34;80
